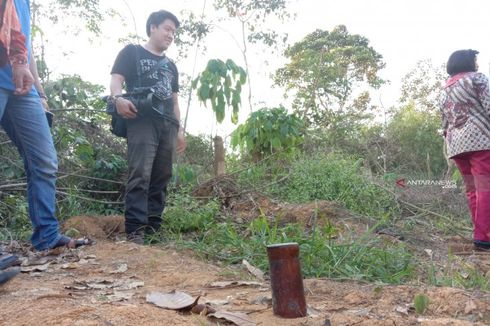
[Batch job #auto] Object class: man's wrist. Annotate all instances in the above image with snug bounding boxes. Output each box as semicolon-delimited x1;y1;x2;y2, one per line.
110;95;122;105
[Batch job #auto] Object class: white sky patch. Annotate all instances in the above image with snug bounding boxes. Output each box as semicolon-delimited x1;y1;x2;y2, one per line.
39;0;490;137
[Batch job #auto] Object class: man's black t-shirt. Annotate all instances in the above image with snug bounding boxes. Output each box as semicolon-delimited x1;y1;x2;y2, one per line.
111;44;179;119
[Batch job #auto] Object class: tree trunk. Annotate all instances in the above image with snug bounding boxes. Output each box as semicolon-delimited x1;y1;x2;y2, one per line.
214;136;225;177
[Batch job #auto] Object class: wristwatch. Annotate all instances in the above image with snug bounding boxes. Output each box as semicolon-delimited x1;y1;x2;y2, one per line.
110;95;123;105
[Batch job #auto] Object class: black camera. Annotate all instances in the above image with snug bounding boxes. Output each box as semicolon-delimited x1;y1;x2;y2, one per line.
105;87;165;117
126;87;167;116
104;87;178;138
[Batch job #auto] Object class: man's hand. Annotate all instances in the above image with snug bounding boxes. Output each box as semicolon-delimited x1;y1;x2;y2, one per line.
115;97;138;119
12;64;33;95
176;129;186;154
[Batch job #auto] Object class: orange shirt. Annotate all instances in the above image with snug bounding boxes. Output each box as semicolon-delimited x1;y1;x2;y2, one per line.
0;0;27;67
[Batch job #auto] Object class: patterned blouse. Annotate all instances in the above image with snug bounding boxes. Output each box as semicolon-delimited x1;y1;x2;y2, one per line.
440;72;490;158
0;0;27;66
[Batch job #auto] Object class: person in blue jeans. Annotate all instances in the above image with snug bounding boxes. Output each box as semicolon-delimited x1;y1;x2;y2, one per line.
0;0;90;253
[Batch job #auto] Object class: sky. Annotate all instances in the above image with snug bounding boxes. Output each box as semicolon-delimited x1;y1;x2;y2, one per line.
40;0;490;137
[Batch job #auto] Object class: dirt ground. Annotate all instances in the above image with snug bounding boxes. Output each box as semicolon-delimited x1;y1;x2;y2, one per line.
1;179;490;325
1;235;490;326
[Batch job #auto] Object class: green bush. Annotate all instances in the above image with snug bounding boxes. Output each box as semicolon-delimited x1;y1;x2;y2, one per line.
384;103;446;177
270;152;400;219
231;106;304;160
162;191;220;234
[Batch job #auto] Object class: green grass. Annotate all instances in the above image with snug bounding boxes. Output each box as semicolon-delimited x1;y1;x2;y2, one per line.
427;255;490;291
235;152;401;221
157;204;415;284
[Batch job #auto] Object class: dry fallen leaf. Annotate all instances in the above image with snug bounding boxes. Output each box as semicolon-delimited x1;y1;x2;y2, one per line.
424;249;433;260
205;299;230;306
119;279;144;290
242;259;265;281
22;257;50;266
346;307;372;317
464;300;477;314
86;280;115;290
20;263;51;273
107;291;134;302
207;281;263;289
109;263;128;274
61;263;79;269
395;305;409;315
396;304;416;316
191;303;216;315
65;278;144;291
146;290;200;310
208;310;256;326
248;295;271;306
307;305;321;318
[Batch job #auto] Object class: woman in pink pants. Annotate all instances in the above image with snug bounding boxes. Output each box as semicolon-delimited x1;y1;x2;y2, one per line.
441;49;490;250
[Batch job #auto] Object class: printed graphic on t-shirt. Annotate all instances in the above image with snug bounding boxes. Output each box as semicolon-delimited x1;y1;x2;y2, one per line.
139;58;173;100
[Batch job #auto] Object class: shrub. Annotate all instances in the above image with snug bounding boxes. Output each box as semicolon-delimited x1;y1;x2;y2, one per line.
270;152;400;219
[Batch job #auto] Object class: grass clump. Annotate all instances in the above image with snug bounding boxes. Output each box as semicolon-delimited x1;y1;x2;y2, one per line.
172;215;415;284
427;256;490;291
159;190;220;234
274;153;400;219
235;152;400;221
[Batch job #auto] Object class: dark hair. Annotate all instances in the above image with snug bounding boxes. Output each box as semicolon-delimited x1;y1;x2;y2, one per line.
446;49;479;76
146;10;180;37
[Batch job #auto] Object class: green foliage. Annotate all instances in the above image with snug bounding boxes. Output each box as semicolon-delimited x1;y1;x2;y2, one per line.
213;0;290;48
92;154;127;181
193;59;247;124
267;153;399;219
428;255;490;291
0;194;31;241
384;103;445;176
33;0;107;36
180;133;214;176
231;106;304;159
180;216;414;283
177;0;290;57
0;72;127;225
275;25;385;127
214;0;288;20
173;164;198;186
160;191;220;234
413;294;430;314
45;75;106;120
175;11;211;59
400;59;446;114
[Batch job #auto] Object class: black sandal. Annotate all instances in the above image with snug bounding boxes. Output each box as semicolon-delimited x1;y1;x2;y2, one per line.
474;240;490;251
0;268;20;285
52;235;93;249
0;254;20;270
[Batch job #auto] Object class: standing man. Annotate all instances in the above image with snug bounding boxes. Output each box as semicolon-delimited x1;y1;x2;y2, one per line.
0;0;90;253
110;10;186;244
